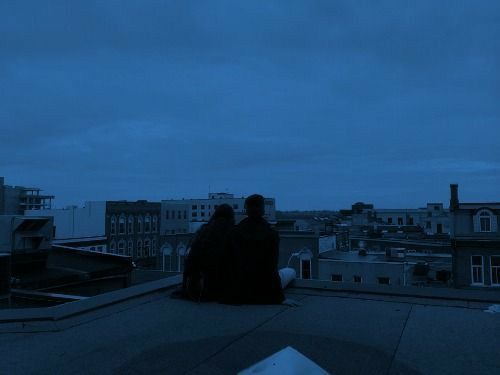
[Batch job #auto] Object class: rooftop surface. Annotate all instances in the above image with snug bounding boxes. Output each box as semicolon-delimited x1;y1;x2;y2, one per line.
1;280;499;374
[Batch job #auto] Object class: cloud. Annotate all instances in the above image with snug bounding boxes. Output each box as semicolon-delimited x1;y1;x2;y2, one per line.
1;0;499;209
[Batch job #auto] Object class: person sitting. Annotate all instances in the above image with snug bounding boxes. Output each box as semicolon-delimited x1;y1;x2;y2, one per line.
220;194;285;305
174;204;235;301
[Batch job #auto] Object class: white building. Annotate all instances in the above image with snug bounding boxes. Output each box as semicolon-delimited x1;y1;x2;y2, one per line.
161;193;277;235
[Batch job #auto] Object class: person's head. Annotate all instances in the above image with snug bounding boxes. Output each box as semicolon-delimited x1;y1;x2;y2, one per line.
245;194;265;219
211;203;235;224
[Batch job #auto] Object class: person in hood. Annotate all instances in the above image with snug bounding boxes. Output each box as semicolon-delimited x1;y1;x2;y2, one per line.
176;204;235;301
220;194;284;305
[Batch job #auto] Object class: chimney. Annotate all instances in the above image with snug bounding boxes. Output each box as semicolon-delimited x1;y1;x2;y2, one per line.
450;184;459;211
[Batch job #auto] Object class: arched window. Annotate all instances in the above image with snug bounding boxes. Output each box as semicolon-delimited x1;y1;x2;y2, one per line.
144;215;151;233
152;216;158;233
161;243;173;271
118;240;126;255
128;216;134;234
137;240;143;258
137;216;143;233
474;209;497;233
127;240;133;256
110;216;117;235
110;240;116;254
152;239;157;256
177;243;187;272
119;215;126;235
144;239;151;257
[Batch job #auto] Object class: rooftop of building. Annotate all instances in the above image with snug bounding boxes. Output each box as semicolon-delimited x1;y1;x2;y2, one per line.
1;276;499;374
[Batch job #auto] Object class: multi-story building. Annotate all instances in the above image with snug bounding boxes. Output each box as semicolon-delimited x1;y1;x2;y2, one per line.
26;201;160;265
348;201;450;235
0;177;54;215
450;184;500;288
161;193;276;234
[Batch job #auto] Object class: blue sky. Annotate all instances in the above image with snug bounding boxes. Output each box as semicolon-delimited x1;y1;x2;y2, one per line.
1;1;499;210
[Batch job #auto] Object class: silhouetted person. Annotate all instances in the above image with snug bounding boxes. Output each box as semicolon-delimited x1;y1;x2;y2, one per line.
177;204;235;301
220;194;285;304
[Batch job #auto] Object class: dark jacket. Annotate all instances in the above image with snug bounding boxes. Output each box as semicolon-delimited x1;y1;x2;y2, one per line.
183;217;233;300
220;217;284;304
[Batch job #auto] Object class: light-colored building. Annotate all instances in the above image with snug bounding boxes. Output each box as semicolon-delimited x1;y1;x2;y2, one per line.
161;193;276;235
0;176;54;215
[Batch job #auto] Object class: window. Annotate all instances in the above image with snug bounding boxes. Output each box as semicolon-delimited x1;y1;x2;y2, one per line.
192;212;197;217
408;217;414;225
397;217;403;226
480;211;491;232
144;239;151;257
300;259;311;279
166;210;170;220
144;215;151;233
177;211;181;219
434;205;440;211
137;240;143;258
152;216;158;233
183;211;187;219
171;210;175;219
201;212;205;217
128;216;134;234
331;274;343;282
118;240;125;255
118;216;126;234
127;240;133;256
491;256;500;286
192;205;197;210
471;255;484;285
378;277;390;285
233;204;239;210
110;216;117;235
387;218;393;224
110;241;116;253
426;221;431;229
137;216;143;233
353;275;362;283
201;205;205;209
152;239;157;256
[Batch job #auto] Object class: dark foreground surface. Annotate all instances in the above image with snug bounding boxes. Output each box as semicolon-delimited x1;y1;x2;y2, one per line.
1;286;499;375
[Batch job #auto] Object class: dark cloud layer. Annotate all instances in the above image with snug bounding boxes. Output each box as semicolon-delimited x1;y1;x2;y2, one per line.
1;1;499;209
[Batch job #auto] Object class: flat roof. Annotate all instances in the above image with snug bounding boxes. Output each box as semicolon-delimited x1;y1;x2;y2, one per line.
1;280;499;374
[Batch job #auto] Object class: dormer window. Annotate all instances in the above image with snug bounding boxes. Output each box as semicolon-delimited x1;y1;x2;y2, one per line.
480;211;491;232
474;209;497;233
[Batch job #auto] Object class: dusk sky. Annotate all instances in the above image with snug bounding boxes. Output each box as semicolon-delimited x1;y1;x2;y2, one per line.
1;1;499;210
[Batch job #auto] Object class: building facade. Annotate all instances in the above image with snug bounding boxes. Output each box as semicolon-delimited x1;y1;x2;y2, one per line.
0;176;54;215
26;201;161;265
161;193;276;235
450;184;500;288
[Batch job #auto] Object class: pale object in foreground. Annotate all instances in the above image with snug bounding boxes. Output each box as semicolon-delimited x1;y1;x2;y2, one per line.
238;346;330;375
484;304;500;314
278;267;296;289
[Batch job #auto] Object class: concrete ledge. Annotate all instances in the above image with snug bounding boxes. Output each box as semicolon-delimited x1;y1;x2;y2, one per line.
292;279;500;303
0;275;182;324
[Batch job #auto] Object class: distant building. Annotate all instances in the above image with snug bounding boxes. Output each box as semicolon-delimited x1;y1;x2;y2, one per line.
0;215;54;272
161;193;276;234
347;201;450;235
450;184;500;288
318;249;452;286
26;201;161;265
0;176;54;215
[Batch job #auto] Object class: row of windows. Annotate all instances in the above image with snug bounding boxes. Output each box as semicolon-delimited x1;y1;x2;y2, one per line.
109;239;157;258
165;204;240;221
189;204;239;210
110;215;158;235
471;255;500;286
330;274;390;285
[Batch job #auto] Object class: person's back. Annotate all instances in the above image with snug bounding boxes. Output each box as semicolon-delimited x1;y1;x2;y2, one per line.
221;194;284;304
180;204;234;301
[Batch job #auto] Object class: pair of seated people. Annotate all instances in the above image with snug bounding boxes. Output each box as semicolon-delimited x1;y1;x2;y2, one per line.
178;194;285;305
